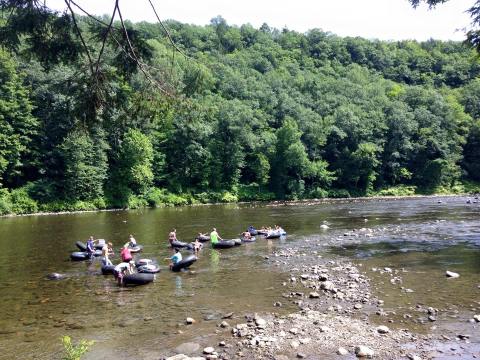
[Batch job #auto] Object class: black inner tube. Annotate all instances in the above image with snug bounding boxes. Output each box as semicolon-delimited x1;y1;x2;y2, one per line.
212;240;236;249
123;273;154;286
171;254;197;272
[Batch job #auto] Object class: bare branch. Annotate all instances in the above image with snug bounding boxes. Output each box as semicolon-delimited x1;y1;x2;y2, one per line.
95;0;118;76
64;0;94;75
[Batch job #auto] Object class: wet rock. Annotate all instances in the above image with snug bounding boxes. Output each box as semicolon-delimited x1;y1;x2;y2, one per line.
290;340;300;349
320;326;330;332
320;224;329;229
355;345;374;357
289;328;298;335
473;314;480;322
320;281;335;291
337;347;349;355
376;325;390;334
309;292;320;299
255;317;266;328
175;342;200;355
166;355;189;360
428;316;436;322
297;353;306;358
446;271;459;278
185;317;196;325
354;304;363;310
407;354;422;360
46;273;65;280
219;341;226;347
203;347;215;354
274;356;289;360
457;334;470;340
273;301;283;307
222;312;234;319
220;321;229;328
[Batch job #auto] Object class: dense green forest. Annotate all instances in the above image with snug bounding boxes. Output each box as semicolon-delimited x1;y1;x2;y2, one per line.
1;7;480;214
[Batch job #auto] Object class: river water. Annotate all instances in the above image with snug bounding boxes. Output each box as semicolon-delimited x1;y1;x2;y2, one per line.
0;196;478;359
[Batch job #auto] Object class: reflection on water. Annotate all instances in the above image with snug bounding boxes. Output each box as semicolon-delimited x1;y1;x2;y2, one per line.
0;196;479;359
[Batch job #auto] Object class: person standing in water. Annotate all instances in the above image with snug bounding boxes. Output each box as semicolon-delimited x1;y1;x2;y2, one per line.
128;234;137;247
210;227;223;245
101;242;114;266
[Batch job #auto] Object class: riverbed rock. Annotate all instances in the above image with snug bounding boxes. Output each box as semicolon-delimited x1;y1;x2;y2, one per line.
473;314;480;322
185;317;196;325
355;345;374;357
255;317;266;328
446;271;460;278
166;355;190;360
337;347;349;355
46;273;65;280
407;354;422;360
309;292;320;298
220;321;229;328
376;325;390;334
175;342;200;355
203;347;215;354
321;281;335;291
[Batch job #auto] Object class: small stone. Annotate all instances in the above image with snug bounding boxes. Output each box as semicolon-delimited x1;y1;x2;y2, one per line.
473;314;480;322
309;292;320;299
320;326;329;332
355;345;374;357
220;321;229;328
446;271;460;278
290;340;300;349
166;355;190;360
297;353;306;358
321;281;335;291
219;341;226;347
338;347;349;355
185;317;196;325
428;316;436;322
255;318;266;327
289;328;298;335
376;325;390;334
354;304;363;310
407;354;422;360
203;347;215;354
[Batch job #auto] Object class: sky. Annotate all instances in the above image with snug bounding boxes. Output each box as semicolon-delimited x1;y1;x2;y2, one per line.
47;0;474;41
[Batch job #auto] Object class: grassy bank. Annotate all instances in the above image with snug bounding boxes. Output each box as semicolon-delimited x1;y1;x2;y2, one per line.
1;181;479;216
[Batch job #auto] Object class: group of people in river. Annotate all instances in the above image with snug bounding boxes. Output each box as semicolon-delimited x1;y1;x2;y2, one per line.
82;224;286;285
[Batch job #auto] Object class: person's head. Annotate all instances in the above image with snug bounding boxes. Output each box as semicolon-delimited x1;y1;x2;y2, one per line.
108;242;113;248
89;236;94;240
129;234;133;239
213;227;216;232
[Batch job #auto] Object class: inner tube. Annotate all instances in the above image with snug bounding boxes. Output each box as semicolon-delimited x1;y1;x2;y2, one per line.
233;238;242;246
241;236;256;243
135;258;154;267
248;229;258;236
212;240;236;249
265;231;282;239
123;273;154;286
75;241;87;251
128;245;143;253
101;264;115;275
137;264;161;274
195;235;210;242
171;240;193;250
257;230;268;235
171;254;197;272
70;252;89;261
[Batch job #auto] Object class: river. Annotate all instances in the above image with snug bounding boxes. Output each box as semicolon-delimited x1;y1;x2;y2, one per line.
0;196;478;359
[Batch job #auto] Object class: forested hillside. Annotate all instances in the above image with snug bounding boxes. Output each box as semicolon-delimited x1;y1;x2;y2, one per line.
1;13;479;214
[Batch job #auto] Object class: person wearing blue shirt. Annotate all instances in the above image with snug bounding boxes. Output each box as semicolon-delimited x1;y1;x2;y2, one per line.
169;248;182;269
86;236;96;259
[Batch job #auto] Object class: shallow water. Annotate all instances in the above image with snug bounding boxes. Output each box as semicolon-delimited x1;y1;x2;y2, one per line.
0;196;479;359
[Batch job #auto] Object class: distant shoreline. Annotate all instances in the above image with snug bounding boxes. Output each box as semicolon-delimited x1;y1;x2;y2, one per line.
0;193;472;219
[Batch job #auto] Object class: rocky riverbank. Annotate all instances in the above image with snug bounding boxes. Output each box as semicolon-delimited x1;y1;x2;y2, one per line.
162;243;479;360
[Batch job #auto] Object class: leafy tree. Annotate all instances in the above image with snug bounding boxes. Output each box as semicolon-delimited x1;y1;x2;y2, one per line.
0;49;37;187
